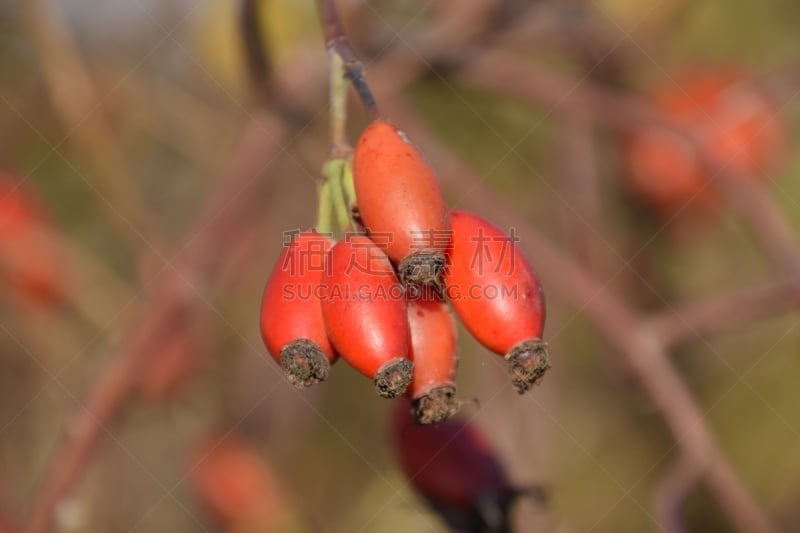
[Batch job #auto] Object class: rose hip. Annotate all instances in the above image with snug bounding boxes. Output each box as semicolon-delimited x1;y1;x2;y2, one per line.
391;400;539;531
623;67;786;215
260;230;337;388
406;291;459;424
444;210;549;394
190;433;289;531
353;119;449;287
0;174;66;306
320;235;412;398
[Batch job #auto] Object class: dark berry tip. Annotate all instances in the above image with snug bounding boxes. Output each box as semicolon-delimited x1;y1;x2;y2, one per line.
280;339;331;388
412;386;460;425
398;250;447;288
506;340;550;394
374;358;414;399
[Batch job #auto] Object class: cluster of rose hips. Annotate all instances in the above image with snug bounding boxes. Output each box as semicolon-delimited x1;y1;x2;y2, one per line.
260;119;549;424
622;67;786;217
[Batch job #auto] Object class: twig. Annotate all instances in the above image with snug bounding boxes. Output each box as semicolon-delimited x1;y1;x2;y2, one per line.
645;276;800;346
553;108;607;269
23;112;292;533
382;95;777;533
23;349;138;533
653;455;699;533
316;0;380;119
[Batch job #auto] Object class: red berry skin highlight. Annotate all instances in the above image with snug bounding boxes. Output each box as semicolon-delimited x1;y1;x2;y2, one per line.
260;230;337;388
406;293;459;424
444;210;549;393
320;235;412;398
353;119;450;286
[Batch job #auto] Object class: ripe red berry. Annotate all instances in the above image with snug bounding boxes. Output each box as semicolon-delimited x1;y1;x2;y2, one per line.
190;433;289;531
353;119;450;287
0;174;66;306
320;235;412;398
406;292;459;424
391;400;522;531
260;230;338;388
623;68;786;214
444;210;549;394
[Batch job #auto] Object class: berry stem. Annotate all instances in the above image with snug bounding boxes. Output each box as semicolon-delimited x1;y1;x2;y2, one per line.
341;155;357;211
316;0;380;120
324;158;352;233
316;180;333;235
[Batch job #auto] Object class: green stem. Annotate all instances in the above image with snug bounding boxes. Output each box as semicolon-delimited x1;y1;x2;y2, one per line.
326;158;351;232
315;180;333;234
342;154;356;209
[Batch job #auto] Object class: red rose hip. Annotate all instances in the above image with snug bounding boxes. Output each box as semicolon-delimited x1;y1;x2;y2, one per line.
391;400;539;531
622;67;786;215
353;119;450;287
407;292;459;424
444;210;549;393
190;433;290;530
260;230;337;388
0;173;67;306
321;235;412;398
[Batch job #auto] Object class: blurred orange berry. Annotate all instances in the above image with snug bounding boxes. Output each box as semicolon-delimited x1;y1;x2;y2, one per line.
190;433;289;532
622;68;786;215
0;172;67;306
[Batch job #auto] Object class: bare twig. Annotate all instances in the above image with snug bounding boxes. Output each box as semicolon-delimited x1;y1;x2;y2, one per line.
553;108;608;269
23;112;291;533
23;345;139;533
316;0;379;119
653;455;699;533
645;276;800;346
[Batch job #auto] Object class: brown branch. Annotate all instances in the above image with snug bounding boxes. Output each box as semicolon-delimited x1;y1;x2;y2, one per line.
382;96;777;533
653;455;699;533
553;108;607;269
23;349;138;533
645;276;800;346
316;0;379;119
23;112;291;533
